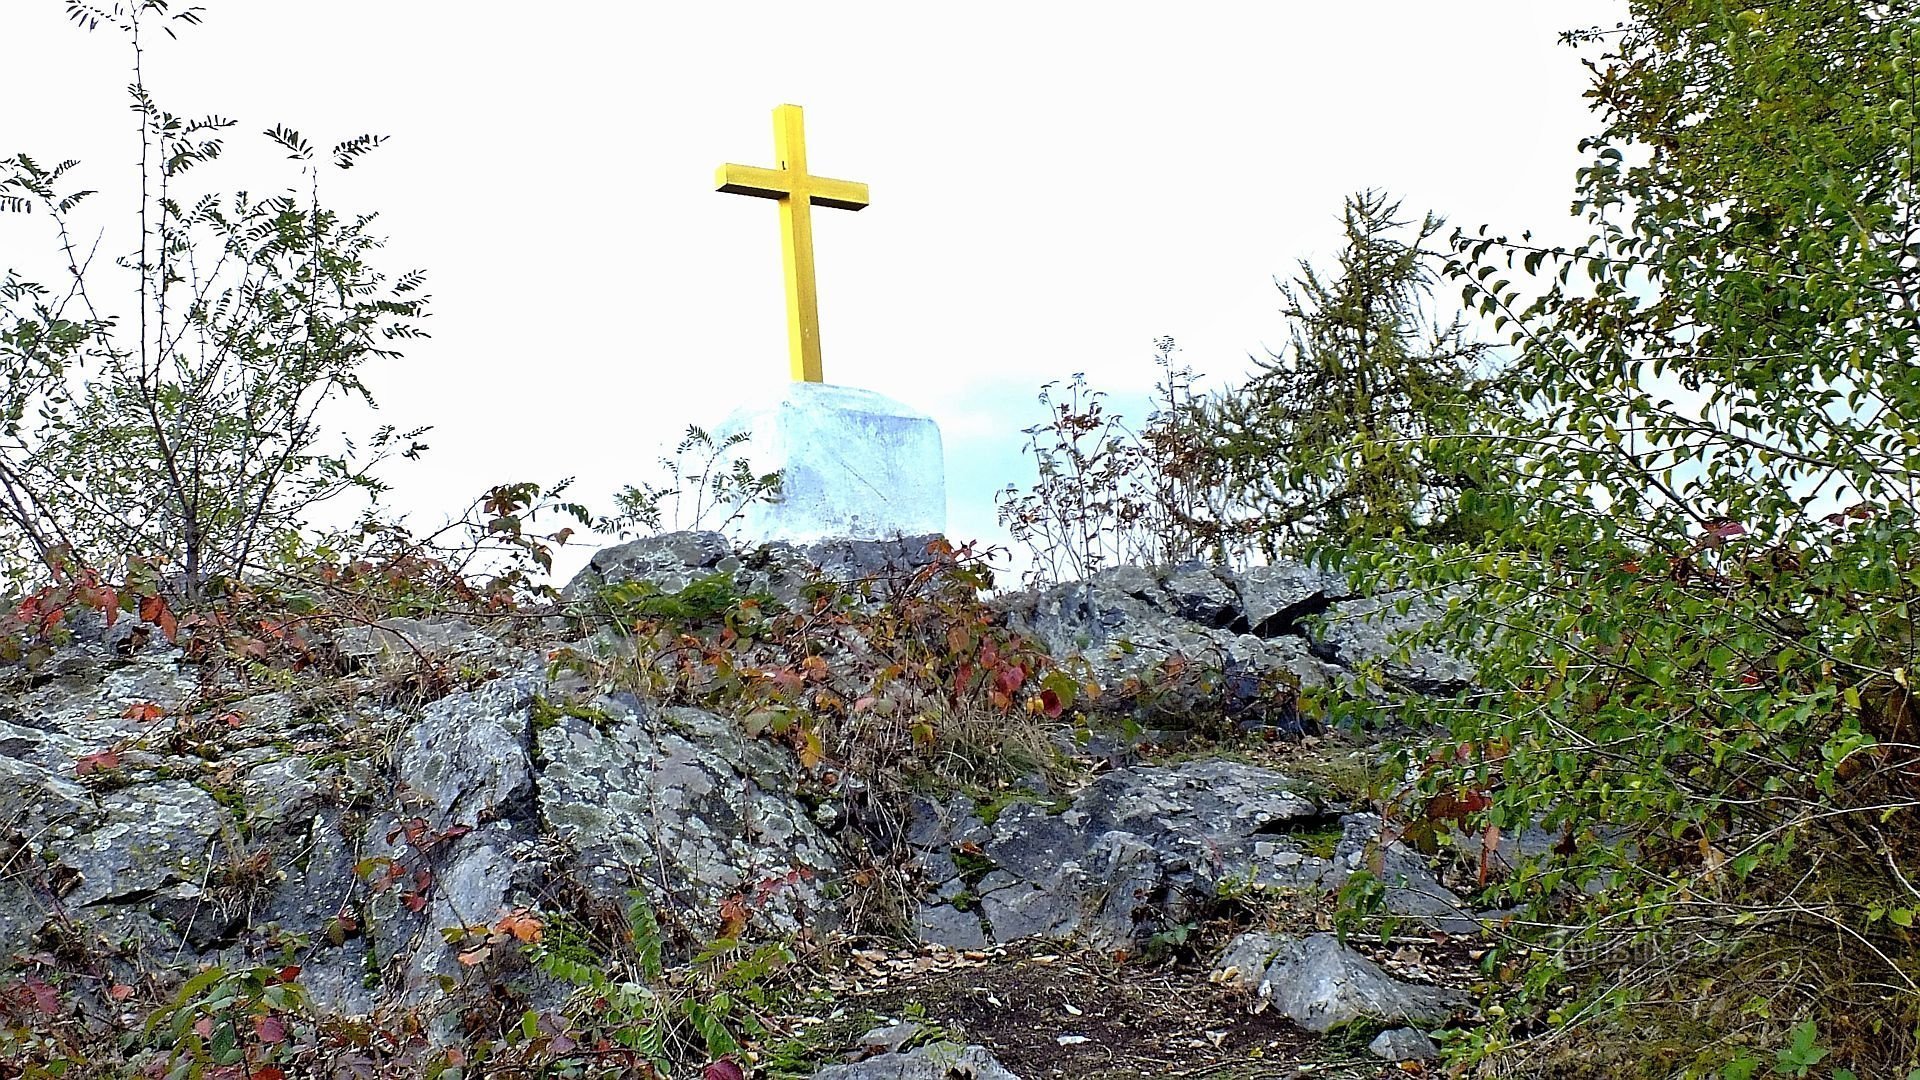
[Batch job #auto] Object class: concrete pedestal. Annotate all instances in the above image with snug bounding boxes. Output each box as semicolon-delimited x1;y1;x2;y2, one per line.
716;382;946;545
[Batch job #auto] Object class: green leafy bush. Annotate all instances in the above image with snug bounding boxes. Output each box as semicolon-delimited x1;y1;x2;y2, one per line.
0;2;428;599
1335;2;1920;1074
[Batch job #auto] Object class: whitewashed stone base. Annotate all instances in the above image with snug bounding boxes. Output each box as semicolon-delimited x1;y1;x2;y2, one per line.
716;382;946;545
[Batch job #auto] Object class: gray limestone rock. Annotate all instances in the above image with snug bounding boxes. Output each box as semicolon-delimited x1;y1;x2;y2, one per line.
565;530;735;598
1330;814;1481;934
51;780;223;906
331;617;497;669
396;675;537;828
999;562;1349;715
854;1021;925;1056
902;759;1411;949
1312;593;1474;694
812;1042;1022;1080
1226;931;1469;1032
1232;562;1346;635
1370;1026;1442;1062
536;699;840;938
1162;566;1240;627
911;903;987;950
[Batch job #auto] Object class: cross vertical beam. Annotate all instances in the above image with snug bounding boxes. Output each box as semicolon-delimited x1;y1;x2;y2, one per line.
716;104;869;383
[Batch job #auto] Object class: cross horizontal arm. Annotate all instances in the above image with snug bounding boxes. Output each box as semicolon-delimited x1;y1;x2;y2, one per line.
715;164;870;210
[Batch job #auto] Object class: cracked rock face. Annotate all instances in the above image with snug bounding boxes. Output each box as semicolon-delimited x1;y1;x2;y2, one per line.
907;760;1356;950
536;698;841;938
999;562;1475;703
0;604;845;1021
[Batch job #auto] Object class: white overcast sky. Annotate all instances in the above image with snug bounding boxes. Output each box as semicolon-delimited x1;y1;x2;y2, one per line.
0;1;1624;580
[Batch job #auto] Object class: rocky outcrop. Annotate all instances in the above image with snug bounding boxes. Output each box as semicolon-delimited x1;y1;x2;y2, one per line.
903;758;1476;950
0;608;842;1019
0;534;1485;1069
998;561;1472;708
563;529;947;608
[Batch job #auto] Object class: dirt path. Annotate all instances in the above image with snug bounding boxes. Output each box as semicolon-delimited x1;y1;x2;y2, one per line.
768;941;1404;1079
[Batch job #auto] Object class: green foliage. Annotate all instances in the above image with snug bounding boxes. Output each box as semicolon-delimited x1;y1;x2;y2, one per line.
998;196;1499;585
145;963;311;1080
997;340;1235;581
1332;2;1920;1074
0;4;430;598
594;570;768;628
1200;190;1494;552
600;425;784;541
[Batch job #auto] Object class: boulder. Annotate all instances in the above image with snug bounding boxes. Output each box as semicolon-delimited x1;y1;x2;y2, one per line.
1369;1026;1442;1062
1215;931;1469;1032
813;1041;1022;1080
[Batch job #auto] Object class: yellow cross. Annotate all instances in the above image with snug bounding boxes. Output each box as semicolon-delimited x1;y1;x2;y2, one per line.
716;104;869;383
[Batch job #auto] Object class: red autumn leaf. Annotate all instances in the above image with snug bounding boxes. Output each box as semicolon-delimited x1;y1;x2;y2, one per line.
1704;519;1747;540
22;977;60;1014
138;595;179;642
995;664;1026;697
254;1069;285;1080
108;983;133;1001
403;892;428;913
193;1016;215;1038
1038;688;1064;718
705;1059;746;1080
276;965;301;983
123;702;165;723
254;1015;289;1044
75;750;119;776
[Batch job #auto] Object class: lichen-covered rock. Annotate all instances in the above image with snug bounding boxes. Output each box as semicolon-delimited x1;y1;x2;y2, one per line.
1330;813;1480;933
396;674;538;828
998;563;1348;715
536;697;840;938
1312;593;1473;693
330;617;499;670
910;760;1370;948
51;780;223;905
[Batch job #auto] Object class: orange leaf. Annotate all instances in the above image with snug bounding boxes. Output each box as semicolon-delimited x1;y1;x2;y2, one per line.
497;911;544;943
797;727;825;770
717;895;750;939
75;750;119;776
456;947;489;967
123;702;165;723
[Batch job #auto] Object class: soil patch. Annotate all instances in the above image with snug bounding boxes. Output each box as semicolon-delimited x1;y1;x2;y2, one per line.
774;941;1407;1079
